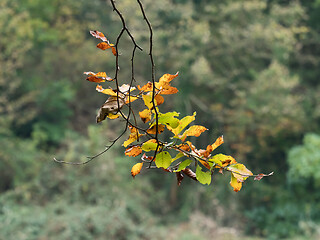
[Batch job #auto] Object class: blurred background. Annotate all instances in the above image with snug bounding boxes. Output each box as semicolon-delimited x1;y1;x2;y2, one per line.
1;0;320;239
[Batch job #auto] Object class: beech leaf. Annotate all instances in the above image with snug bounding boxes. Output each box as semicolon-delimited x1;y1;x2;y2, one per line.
230;174;242;192
123;126;143;147
227;163;253;182
196;165;211;185
155;151;172;169
125;146;142;157
84;71;112;82
174;159;192;172
141;139;158;152
179;125;208;141
139;109;152;123
131;162;143;178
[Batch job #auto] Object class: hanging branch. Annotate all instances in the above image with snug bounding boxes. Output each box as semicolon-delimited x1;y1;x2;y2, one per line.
54;0;272;191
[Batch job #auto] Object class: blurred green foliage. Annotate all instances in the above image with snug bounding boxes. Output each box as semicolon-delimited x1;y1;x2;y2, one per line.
1;0;320;239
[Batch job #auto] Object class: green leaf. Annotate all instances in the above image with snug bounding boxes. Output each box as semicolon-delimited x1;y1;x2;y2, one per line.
157;112;180;129
141;140;158;152
174;159;192;172
155;151;172;169
209;153;235;167
171;112;196;135
227;163;253;182
196;165;211;185
171;152;184;162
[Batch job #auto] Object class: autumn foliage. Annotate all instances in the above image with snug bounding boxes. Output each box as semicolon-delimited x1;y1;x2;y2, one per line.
56;0;272;192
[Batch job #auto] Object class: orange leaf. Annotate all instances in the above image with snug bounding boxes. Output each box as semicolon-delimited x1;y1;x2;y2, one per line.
137;82;153;92
154;94;164;105
159;86;178;95
97;43;117;56
147;124;165;134
90;30;117;56
125;146;142;157
139;109;151;123
84;71;112;82
199;160;211;170
131;162;143;178
159;72;179;83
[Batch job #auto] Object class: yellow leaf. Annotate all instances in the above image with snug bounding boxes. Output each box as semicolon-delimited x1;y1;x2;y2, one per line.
230;174;242;192
123;126;143;147
142;94;153;109
227;163;253;182
125;96;138;104
211;136;224;151
180;125;208;141
107;113;120;119
131;162;143;178
96;85;117;96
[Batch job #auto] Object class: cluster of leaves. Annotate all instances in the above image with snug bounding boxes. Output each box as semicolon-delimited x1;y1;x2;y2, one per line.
82;29;271;192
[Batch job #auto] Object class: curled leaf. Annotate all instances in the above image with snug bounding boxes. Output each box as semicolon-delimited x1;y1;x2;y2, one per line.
159;72;179;83
125;146;142;157
176;171;184;186
96;85;117;96
84;71;112;82
90;30;117;56
96;96;125;123
230;174;242;192
182;168;197;181
131;162;143;178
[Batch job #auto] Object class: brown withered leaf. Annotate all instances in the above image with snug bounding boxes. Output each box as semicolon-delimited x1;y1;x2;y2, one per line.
182;168;197;181
125;146;142;157
176;171;184;186
131;162;143;178
96;96;125;123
